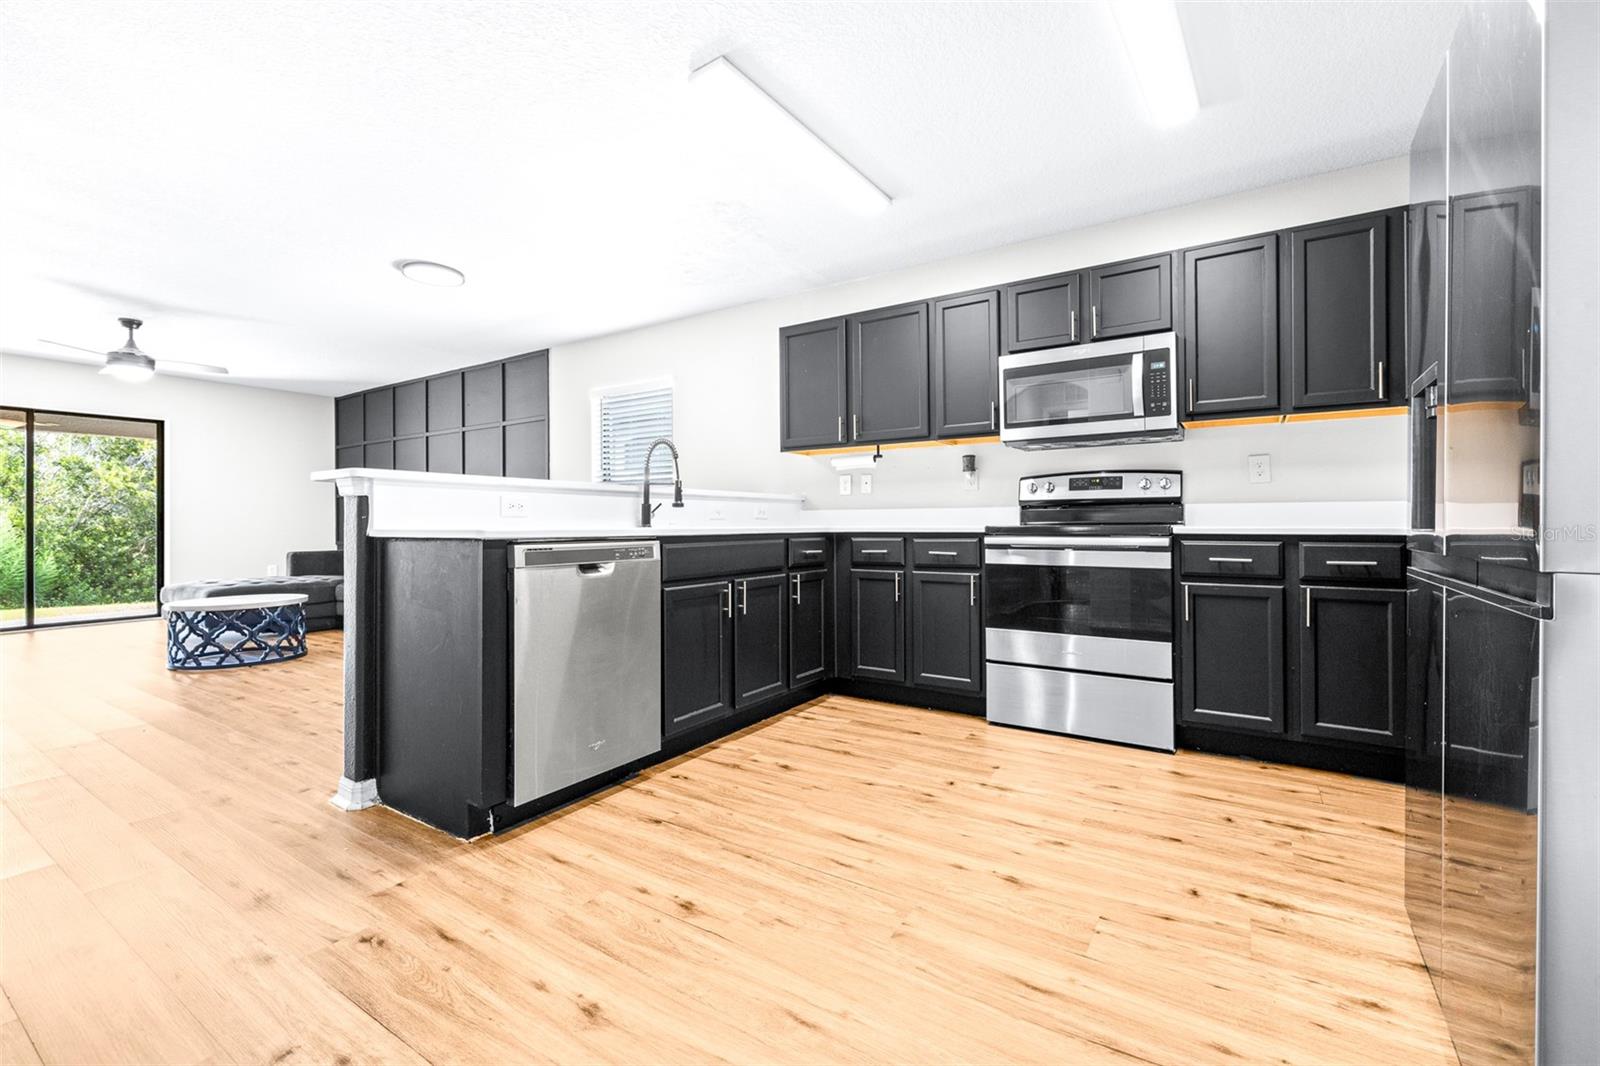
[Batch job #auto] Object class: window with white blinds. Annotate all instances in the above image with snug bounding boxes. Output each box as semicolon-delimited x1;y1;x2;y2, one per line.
596;384;674;483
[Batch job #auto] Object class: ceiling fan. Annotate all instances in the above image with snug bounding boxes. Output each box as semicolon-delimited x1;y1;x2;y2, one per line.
39;317;228;382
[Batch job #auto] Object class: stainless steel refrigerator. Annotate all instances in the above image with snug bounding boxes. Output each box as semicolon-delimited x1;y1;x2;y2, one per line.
1404;3;1599;1063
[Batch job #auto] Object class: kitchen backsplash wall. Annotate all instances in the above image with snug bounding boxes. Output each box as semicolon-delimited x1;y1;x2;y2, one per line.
548;157;1410;509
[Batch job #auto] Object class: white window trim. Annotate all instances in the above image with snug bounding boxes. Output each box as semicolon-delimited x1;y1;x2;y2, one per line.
590;376;675;484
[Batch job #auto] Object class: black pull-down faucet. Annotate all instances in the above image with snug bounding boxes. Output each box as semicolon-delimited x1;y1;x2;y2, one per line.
640;438;684;527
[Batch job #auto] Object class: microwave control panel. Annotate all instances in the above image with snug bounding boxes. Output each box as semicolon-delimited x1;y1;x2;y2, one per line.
1144;349;1172;417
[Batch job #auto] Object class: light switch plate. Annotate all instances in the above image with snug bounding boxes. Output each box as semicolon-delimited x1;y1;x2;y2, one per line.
838;474;852;496
860;474;873;495
1247;454;1272;484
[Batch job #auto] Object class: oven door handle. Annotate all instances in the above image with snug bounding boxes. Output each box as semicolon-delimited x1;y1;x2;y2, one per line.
985;546;1173;570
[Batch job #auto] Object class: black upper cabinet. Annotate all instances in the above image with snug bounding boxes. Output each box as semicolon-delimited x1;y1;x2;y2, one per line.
335;395;363;447
1002;271;1082;352
1299;586;1405;747
1182;235;1280;418
394;381;427;437
931;290;1000;438
849;302;930;444
789;569;828;689
849;567;905;683
1448;188;1537;403
662;580;734;739
733;574;789;708
778;318;848;450
1288;211;1400;409
1089;253;1173;341
463;364;503;427
1180;582;1285;734
1406;202;1449;389
909;569;982;693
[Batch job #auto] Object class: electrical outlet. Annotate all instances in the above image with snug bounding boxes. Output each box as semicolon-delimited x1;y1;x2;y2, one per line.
1247;454;1272;484
708;507;726;522
500;493;532;517
860;474;873;495
838;474;852;496
753;505;769;520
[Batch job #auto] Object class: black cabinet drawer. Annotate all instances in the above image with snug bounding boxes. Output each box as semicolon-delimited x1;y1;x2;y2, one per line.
663;538;787;582
1179;541;1283;579
911;537;981;568
788;537;830;568
850;537;905;566
1299;542;1405;582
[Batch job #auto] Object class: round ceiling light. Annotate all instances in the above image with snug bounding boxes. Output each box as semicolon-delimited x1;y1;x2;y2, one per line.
394;259;466;287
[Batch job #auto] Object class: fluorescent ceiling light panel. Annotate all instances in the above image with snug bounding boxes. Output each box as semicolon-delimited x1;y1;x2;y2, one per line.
688;56;891;215
1109;0;1200;127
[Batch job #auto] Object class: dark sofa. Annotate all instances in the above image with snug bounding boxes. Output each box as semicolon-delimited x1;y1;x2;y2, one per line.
159;550;344;631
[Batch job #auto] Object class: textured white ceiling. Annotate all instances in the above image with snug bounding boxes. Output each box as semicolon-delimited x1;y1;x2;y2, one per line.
0;0;1461;395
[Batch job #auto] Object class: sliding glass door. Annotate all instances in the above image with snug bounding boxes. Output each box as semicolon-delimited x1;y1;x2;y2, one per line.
0;407;163;629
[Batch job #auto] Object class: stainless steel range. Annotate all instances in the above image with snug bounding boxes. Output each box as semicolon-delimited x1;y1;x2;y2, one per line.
984;470;1180;751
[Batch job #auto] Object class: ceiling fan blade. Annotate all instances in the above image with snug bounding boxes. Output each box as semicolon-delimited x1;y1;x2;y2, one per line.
157;359;229;375
38;338;109;358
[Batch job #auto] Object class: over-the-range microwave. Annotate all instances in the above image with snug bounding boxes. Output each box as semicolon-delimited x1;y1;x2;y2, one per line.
998;331;1182;449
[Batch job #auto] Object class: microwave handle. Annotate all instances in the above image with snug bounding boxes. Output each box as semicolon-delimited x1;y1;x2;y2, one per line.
1131;351;1146;418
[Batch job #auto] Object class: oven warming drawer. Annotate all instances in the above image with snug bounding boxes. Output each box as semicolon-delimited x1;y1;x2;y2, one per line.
986;628;1172;680
986;662;1175;752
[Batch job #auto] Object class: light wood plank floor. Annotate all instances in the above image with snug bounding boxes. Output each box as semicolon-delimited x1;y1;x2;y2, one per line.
1;620;1456;1065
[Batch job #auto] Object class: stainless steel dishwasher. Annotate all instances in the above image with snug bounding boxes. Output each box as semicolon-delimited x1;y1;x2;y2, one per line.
510;541;662;806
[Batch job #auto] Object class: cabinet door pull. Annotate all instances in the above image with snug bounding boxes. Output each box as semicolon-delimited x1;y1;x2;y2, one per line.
1323;559;1379;567
792;573;801;605
739;579;748;616
1188;378;1196;414
1304;587;1312;628
894;572;901;602
837;415;843;443
990;401;997;430
1377;359;1386;400
1183;583;1190;622
969;574;976;606
721;583;733;618
853;413;859;440
1092;304;1099;337
928;550;959;557
1208;556;1255;564
1070;308;1078;342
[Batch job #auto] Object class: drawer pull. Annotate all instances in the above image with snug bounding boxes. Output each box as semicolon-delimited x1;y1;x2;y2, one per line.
1207;556;1256;564
802;548;823;555
1481;555;1528;562
860;548;889;555
928;550;959;557
1323;559;1380;567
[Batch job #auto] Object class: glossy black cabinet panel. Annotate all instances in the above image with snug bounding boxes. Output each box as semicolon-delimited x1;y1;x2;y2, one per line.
1180;582;1284;734
503;352;550;421
1003;271;1082;352
1299;586;1405;747
363;389;394;441
394;435;426;472
662;581;734;738
849;568;905;682
426;432;463;475
931;290;1000;437
733;574;788;708
788;569;828;688
849;302;930;443
335;395;363;446
394;381;427;437
1182;235;1279;417
1288;212;1395;409
1404;578;1446;986
426;373;464;431
910;570;982;693
1448;189;1537;403
1089;253;1173;340
779;318;848;450
463;364;504;427
504;419;549;479
464;426;502;477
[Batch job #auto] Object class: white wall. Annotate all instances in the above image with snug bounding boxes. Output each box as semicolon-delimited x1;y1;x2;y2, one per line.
0;353;334;583
549;157;1410;509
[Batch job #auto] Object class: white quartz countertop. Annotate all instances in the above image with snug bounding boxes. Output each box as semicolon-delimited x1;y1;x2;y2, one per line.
1171;501;1408;537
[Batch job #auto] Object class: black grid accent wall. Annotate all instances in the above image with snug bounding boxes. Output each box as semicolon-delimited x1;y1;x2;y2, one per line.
335;350;549;479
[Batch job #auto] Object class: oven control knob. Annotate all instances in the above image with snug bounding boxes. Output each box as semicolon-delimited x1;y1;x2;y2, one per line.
1027;481;1039;494
1138;477;1152;490
1044;482;1056;493
1158;477;1172;490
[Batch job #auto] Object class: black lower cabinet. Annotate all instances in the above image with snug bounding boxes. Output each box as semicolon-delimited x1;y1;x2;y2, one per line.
789;569;828;688
910;569;982;693
849;567;905;682
1299;585;1405;746
1180;582;1285;734
733;574;788;708
662;580;734;739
